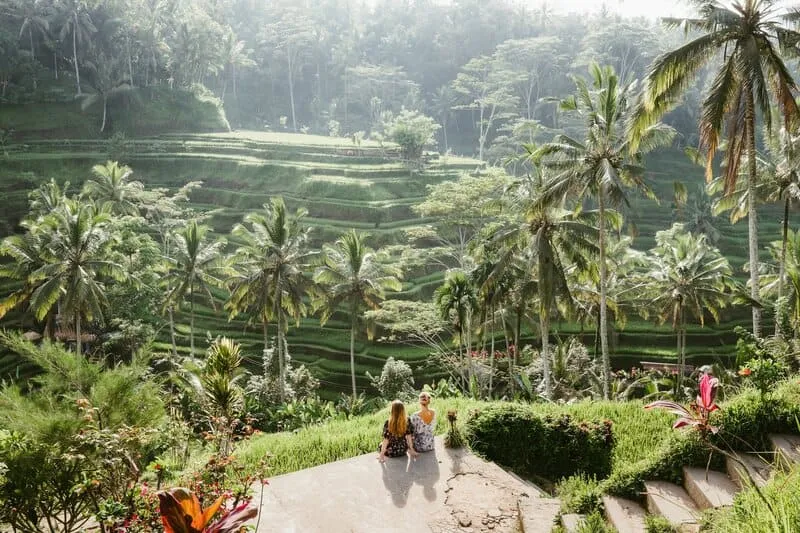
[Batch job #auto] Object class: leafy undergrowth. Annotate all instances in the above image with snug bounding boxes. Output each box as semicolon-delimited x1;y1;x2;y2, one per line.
234;397;675;480
558;379;800;515
706;463;800;533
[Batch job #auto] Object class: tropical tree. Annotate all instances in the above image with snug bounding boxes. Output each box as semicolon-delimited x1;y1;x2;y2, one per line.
490;171;597;399
630;0;800;338
58;0;96;96
434;271;478;391
0;219;52;331
642;223;735;395
537;63;674;398
163;220;226;358
227;198;313;400
81;48;131;132
82;161;143;216
28;199;124;357
314;230;402;399
763;230;800;333
10;0;49;80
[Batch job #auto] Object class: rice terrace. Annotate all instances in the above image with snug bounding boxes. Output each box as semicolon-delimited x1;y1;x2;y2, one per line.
1;0;800;532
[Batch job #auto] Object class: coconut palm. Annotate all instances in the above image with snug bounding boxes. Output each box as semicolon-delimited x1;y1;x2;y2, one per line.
82;161;144;216
764;230;800;332
434;271;477;391
536;63;674;398
27;199;124;357
81;48;132;133
630;0;800;338
0;219;52;331
314;230;402;399
10;0;49;75
643;223;735;395
227;198;313;400
490;172;597;399
163;220;226;358
58;0;96;96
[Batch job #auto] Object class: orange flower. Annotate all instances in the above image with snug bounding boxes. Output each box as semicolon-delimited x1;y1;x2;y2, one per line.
738;368;752;377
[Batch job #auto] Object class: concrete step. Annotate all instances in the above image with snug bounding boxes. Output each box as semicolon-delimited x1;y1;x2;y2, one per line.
768;434;800;468
726;452;771;489
644;481;700;532
517;497;561;533
682;467;738;509
561;513;585;532
602;495;647;533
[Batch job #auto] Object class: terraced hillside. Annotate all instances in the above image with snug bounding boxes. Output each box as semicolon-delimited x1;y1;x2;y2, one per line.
0;132;785;396
0;131;481;396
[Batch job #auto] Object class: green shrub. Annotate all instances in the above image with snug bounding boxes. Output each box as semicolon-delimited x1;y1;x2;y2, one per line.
712;385;800;451
557;474;602;514
367;356;415;400
465;405;614;481
645;515;677;533
577;512;616;533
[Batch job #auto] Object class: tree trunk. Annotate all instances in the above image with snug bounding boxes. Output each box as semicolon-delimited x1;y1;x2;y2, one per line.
489;307;495;396
30;28;37;90
127;35;134;87
777;196;790;336
350;317;357;399
168;305;177;356
598;193;611;399
274;275;284;402
287;44;297;132
73;13;82;96
478;102;485;162
54;49;58;79
100;94;108;133
189;282;195;358
443;118;449;154
262;319;269;378
541;309;551;400
745;91;761;337
76;311;82;357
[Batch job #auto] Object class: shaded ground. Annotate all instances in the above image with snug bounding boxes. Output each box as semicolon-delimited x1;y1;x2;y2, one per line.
251;437;559;532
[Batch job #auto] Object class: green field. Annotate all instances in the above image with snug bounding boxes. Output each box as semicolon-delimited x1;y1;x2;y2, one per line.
0;126;782;397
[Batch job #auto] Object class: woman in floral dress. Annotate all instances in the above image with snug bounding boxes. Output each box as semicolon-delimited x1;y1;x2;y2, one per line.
410;391;436;452
378;400;418;462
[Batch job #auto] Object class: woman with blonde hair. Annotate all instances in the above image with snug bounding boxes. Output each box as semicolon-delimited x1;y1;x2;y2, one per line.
410;391;436;452
378;400;418;462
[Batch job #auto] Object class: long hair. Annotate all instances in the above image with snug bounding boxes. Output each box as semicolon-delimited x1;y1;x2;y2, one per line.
388;400;407;437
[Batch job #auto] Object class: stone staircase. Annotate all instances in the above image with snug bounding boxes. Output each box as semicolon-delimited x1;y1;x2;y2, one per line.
560;433;800;533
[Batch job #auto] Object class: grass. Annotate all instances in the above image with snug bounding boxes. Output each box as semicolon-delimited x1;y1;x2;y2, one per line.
235;397;676;479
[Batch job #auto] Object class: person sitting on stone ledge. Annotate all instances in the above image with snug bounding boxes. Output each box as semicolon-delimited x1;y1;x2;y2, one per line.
378;399;418;462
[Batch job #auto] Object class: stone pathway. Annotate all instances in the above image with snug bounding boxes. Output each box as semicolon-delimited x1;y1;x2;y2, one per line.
250;437;559;533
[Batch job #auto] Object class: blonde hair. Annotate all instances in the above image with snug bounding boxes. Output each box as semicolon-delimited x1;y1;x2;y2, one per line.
388;400;407;437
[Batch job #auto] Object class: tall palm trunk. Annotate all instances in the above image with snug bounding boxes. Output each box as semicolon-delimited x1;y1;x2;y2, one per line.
598;193;610;399
262;318;270;378
777;196;790;336
540;308;551;399
73;13;82;96
676;305;685;399
746;91;761;337
189;280;195;358
75;311;82;357
168;305;177;356
489;306;495;396
286;43;297;132
100;94;108;133
350;312;357;399
274;274;285;402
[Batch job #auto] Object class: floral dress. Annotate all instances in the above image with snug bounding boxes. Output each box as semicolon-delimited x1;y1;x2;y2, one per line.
380;417;414;457
411;411;436;452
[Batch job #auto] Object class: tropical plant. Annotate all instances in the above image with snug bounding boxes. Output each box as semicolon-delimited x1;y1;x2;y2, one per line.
630;0;800;338
642;223;736;395
434;271;478;392
537;63;674;398
157;487;257;533
163;220;226;358
646;372;720;436
57;0;96;96
490;165;597;399
314;230;402;398
82;160;143;216
228;198;312;401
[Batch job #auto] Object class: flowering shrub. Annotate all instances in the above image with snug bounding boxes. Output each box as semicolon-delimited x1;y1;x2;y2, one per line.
738;358;788;397
157;487;257;533
645;373;720;436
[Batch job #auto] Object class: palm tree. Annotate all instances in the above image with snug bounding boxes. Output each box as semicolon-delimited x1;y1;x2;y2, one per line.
81;48;132;133
630;0;800;338
491;173;597;399
82;161;144;216
0;219;52;332
163;221;226;358
314;230;402;399
227;198;313;399
537;64;674;398
764;230;800;332
11;0;50;84
643;223;735;395
220;28;255;100
58;0;96;96
434;271;477;391
27;199;124;357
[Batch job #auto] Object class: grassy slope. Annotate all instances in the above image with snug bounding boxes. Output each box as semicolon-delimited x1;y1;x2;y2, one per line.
235;397;675;479
0;107;783;395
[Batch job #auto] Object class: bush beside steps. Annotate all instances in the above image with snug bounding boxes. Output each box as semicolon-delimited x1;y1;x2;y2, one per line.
558;434;800;533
